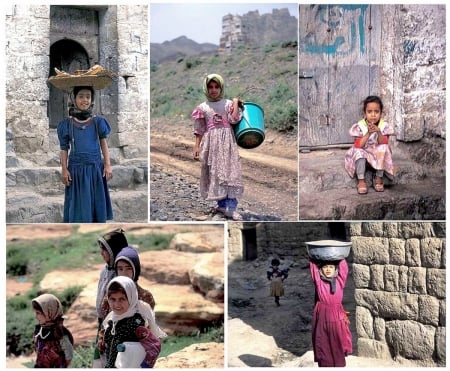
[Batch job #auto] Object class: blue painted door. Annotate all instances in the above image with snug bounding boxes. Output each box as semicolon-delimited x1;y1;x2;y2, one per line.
299;5;381;146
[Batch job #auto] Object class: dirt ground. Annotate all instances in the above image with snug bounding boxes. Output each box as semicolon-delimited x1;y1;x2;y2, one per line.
150;117;298;221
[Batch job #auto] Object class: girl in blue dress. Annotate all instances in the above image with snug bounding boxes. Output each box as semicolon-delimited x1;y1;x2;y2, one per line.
57;85;113;222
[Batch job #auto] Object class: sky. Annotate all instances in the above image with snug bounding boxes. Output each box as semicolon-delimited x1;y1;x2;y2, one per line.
150;2;298;44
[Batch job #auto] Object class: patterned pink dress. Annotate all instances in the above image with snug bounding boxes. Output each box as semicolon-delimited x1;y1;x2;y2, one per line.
344;119;395;178
310;259;352;367
192;99;244;201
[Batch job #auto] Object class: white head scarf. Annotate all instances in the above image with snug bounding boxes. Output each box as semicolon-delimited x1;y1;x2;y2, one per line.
103;276;166;338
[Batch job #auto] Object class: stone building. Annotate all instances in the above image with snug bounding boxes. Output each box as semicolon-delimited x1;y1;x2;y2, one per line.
5;5;148;222
228;222;445;366
220;8;297;51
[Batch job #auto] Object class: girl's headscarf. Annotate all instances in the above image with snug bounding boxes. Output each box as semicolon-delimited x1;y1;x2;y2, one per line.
104;276;166;338
203;73;224;102
32;293;64;327
115;246;141;282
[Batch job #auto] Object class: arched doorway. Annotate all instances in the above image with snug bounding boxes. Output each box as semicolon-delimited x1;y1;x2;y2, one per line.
48;40;90;128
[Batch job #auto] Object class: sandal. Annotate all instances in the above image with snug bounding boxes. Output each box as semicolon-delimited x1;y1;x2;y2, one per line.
374;176;384;192
357;179;368;194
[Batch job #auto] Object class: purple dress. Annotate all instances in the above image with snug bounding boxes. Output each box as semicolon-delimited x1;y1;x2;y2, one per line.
310;259;352;367
192;99;244;201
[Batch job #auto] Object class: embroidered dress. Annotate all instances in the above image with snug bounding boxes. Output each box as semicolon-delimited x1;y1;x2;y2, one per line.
57;116;113;222
192;99;244;201
33;325;73;368
310;259;352;367
344;119;395;179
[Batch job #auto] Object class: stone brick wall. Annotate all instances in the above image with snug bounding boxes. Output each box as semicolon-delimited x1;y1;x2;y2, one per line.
350;222;446;366
381;5;445;142
5;5;148;166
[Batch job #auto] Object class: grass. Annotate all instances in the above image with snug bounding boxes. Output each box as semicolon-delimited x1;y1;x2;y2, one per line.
150;42;298;131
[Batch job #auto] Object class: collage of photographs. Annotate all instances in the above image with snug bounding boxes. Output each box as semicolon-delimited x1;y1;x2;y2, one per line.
2;2;446;369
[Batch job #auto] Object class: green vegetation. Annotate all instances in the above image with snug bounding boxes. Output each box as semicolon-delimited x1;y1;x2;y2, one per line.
150;42;298;131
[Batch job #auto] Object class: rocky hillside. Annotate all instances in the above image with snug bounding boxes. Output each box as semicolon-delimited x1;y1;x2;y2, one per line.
150;36;218;64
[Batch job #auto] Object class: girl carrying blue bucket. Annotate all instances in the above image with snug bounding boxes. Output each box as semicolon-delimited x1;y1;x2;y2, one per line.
192;73;244;221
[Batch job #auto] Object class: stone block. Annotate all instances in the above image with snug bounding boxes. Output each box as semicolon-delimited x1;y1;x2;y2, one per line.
388;238;405;265
356;306;374;338
361;222;384;237
384;265;399;292
373;317;386;341
439;300;445;327
355;290;418;321
408;267;427;294
357;338;392;360
426;268;446;299
385;320;435;361
351;237;389;265
369;265;385;291
400;223;436;239
352;263;370;289
420;238;444;268
435;327;446;365
349;223;361;236
398;265;409;293
384;222;399;238
418;295;440;326
405;238;421;267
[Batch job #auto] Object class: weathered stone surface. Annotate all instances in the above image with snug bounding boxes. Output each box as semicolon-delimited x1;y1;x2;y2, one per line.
385;320;435;361
418;295;440;326
388;238;405;265
352;263;370;289
435;327;446;365
189;252;224;302
384;265;399;292
155;342;223;368
420;238;444;268
355;306;374;339
408;267;427;294
351;237;389;265
373;317;386;341
405;238;421;267
426;268;446;299
357;338;391;360
369;265;385;291
169;232;224;253
355;290;418;321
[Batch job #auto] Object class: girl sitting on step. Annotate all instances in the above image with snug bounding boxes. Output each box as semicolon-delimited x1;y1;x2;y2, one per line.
344;95;395;194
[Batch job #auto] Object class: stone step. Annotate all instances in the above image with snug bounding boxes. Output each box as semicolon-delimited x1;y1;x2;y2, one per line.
299;177;445;220
6;189;148;223
299;148;442;193
6;165;148;196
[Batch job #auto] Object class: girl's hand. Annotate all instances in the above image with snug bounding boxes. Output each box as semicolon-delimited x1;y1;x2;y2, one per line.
62;168;72;187
103;164;113;181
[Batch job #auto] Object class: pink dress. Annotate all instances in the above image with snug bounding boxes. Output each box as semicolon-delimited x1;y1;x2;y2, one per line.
192;99;244;201
310;259;352;367
344;119;395;179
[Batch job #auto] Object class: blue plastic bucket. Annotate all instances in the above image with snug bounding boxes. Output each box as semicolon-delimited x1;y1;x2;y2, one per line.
234;102;265;149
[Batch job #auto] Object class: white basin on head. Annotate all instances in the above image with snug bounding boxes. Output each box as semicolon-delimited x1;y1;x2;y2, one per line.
305;240;351;261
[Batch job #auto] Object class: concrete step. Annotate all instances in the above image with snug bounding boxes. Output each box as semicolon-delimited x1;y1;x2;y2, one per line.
6;165;148;196
6;188;148;223
299;177;445;220
299;149;436;193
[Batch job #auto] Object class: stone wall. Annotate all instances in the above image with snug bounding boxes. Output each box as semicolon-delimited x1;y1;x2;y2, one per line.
5;5;148;166
380;5;445;171
350;222;446;366
228;222;349;262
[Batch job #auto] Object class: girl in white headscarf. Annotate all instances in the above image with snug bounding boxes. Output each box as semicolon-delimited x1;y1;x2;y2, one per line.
99;276;166;368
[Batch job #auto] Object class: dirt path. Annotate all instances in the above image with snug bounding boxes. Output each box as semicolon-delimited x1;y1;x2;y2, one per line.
150;118;298;221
